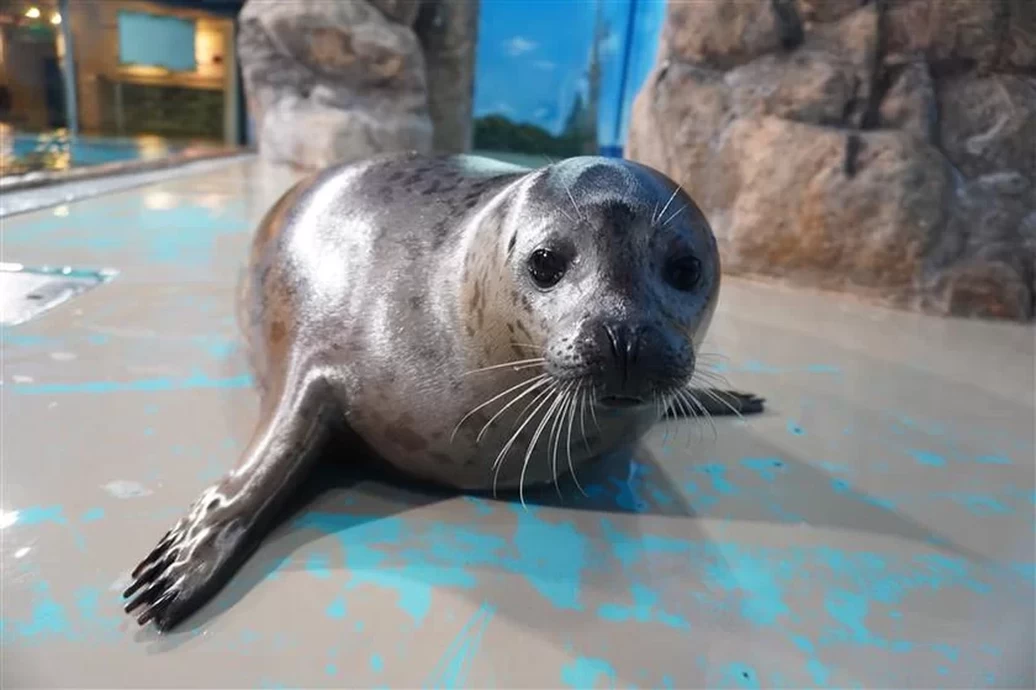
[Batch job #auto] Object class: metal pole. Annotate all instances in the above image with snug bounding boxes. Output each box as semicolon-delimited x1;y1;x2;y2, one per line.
58;0;79;135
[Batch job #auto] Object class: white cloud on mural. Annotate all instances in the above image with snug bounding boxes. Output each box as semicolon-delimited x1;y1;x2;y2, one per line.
504;36;537;57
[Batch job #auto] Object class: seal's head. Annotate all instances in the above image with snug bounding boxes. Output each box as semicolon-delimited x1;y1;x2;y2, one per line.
491;156;721;412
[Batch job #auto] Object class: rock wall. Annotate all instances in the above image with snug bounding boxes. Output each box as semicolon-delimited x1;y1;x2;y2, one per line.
627;0;1035;321
237;0;478;171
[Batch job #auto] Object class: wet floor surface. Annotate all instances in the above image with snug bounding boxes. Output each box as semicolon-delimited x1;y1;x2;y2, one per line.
2;156;1034;688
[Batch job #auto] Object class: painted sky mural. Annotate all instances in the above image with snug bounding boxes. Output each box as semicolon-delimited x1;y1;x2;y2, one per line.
472;0;667;157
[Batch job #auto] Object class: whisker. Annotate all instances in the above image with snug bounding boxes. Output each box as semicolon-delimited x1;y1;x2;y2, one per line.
509;342;546;351
578;386;591;454
464;357;545;376
589;386;602;432
492;383;557;498
519;384;570;507
671;389;695;448
451;373;549;442
475;375;552;444
548;381;575;499
658;392;674;449
565;381;587;497
547;382;576;500
653;187;679;226
563;181;585;222
693;385;747;422
683;389;717;443
691;370;736;391
662;203;687;227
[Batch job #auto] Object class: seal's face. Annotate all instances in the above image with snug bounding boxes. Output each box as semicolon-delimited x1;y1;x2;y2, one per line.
504;158;720;412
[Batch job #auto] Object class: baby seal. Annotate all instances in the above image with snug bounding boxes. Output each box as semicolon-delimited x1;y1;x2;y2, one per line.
122;152;764;631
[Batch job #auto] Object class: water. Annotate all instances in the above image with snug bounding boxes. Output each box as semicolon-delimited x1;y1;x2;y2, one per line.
5;131;225;173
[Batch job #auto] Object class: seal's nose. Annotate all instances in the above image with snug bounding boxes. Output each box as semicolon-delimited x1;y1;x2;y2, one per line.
594;321;652;405
602;322;641;388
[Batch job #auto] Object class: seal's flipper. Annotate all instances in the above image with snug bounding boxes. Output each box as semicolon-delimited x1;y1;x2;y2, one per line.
123;372;336;632
666;388;765;418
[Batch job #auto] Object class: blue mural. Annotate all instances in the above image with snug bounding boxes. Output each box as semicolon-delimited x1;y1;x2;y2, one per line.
472;0;666;158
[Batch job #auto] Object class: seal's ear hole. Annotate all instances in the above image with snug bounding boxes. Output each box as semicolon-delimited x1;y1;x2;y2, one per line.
527;247;568;289
663;255;702;292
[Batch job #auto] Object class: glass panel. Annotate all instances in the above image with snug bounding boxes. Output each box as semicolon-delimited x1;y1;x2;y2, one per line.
471;0;667;163
0;0;244;180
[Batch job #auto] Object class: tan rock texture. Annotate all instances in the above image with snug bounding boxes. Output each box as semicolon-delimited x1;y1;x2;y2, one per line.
628;0;1036;320
238;0;478;170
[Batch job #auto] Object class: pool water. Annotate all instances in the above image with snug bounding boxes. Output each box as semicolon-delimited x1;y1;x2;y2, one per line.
5;131;227;173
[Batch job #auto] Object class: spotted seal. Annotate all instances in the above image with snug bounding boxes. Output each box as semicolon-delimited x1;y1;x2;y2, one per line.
122;152;764;631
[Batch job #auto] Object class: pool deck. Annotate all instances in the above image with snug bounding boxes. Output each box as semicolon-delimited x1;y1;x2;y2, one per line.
2;155;1034;688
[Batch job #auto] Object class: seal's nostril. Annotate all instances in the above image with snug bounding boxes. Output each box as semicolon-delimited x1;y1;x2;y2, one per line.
603;323;624;365
626;326;641;367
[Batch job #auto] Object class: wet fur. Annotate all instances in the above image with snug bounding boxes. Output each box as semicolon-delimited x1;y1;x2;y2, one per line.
122;152;765;631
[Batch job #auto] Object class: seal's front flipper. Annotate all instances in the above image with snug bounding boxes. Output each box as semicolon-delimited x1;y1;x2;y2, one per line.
667;388;765;418
123;372;336;632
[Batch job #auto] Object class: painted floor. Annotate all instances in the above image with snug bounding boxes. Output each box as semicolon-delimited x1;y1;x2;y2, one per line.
1;156;1034;689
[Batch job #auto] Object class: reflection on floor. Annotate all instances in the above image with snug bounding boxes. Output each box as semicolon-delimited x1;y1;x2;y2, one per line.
1;155;1033;689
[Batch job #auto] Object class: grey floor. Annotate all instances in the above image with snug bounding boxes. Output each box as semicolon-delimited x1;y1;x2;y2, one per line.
2;156;1034;688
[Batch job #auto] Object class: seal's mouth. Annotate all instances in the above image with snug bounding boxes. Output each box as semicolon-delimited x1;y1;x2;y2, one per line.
598;394;647;409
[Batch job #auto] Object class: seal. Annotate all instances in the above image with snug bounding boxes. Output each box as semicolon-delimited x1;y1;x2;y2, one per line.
122;152;764;631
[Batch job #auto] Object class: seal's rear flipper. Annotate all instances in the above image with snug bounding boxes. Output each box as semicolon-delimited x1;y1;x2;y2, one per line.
122;372;337;632
666;388;765;418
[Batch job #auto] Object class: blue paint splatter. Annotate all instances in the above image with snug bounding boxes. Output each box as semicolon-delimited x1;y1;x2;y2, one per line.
15;506;67;526
806;364;841;374
831;478;851;494
18;582;70;639
325;596;347;619
12;371;253;395
943;494;1011;516
306;552;332;579
908;450;946;467
786;420;805;436
740;360;783;374
371;654;384;672
975;454;1011;465
80;507;104;522
561;657;616;688
463;496;494;516
426;603;494;689
740;457;785;483
980;643;1002;657
325;663;337;676
805;659;830;686
695;464;737;495
596;583;690;630
706;545;790;627
610;464;649;513
825;589;879;645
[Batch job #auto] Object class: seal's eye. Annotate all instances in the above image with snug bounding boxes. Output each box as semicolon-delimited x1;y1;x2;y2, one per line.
527;248;568;289
664;255;702;292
